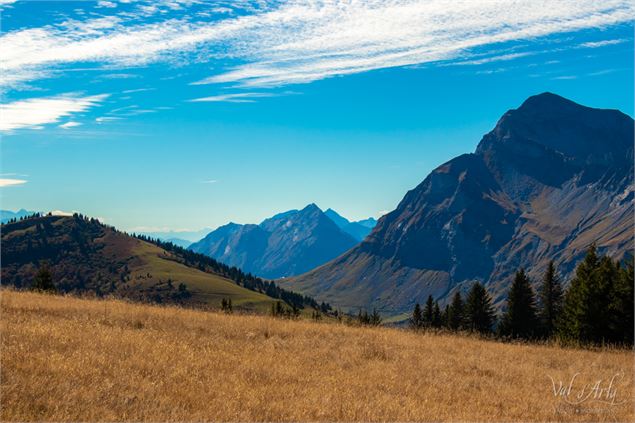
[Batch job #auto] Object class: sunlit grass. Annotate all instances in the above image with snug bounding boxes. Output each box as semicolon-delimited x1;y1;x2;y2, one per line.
1;289;633;422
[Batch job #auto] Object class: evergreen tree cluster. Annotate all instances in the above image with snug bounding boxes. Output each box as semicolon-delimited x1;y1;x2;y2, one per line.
270;301;300;319
558;246;633;345
31;263;56;292
410;284;496;335
357;308;382;326
1;212;45;225
220;298;233;313
408;247;634;346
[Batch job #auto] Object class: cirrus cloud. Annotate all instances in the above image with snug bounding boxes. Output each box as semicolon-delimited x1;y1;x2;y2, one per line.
0;0;633;91
0;93;108;132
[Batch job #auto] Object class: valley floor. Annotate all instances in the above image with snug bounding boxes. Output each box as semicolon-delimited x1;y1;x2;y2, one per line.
1;289;633;422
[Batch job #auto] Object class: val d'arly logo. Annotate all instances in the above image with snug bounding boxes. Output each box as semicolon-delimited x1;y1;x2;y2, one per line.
548;372;628;407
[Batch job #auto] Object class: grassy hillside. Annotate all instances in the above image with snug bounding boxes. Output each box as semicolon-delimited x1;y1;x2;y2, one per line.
2;289;633;422
0;215;282;312
118;237;277;311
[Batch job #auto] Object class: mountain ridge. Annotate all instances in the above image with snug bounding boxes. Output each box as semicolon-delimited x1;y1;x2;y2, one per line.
324;208;377;241
189;204;359;279
282;93;634;315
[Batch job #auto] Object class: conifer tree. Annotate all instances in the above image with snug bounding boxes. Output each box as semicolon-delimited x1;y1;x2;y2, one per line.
465;282;495;334
409;303;423;330
432;301;442;328
221;298;233;313
276;301;285;317
499;269;538;339
358;309;370;325
609;258;634;345
423;295;434;326
32;264;55;292
447;291;465;330
370;308;382;326
442;304;449;328
559;246;599;342
538;261;563;338
558;245;616;344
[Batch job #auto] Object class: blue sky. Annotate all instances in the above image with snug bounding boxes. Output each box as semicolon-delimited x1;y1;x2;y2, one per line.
1;0;633;234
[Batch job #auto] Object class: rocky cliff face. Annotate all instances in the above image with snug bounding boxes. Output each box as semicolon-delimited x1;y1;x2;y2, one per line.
283;93;634;314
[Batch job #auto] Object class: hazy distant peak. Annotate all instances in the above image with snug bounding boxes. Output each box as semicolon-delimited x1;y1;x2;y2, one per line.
302;203;322;213
324;208;350;229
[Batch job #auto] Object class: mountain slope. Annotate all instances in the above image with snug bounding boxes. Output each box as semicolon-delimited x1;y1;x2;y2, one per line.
283;93;634;314
0;214;316;312
324;208;377;241
189;204;358;279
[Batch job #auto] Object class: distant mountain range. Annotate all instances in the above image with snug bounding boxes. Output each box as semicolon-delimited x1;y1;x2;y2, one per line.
324;209;377;241
137;228;214;248
1;209;36;223
283;93;634;316
189;204;376;279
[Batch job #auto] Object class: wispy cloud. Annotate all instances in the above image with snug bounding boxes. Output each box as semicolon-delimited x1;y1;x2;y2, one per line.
59;121;82;129
452;52;535;66
0;94;108;131
1;0;632;91
95;116;123;123
580;38;628;48
587;68;618;76
96;1;117;9
189;92;275;103
201;179;218;184
122;87;156;94
193;1;635;87
0;178;27;187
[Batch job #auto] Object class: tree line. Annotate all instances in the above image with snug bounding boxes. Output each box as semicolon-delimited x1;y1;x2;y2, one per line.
409;246;634;346
134;233;332;312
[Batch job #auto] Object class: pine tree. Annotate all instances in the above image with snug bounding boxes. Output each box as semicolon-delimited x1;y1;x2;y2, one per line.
609;258;634;345
559;245;599;342
432;301;442;328
465;282;495;334
358;309;370;325
442;304;449;328
221;298;233;313
558;246;616;344
423;295;434;326
447;291;465;330
538;261;563;338
409;303;423;330
276;301;285;317
499;269;538;339
370;308;382;326
32;264;55;292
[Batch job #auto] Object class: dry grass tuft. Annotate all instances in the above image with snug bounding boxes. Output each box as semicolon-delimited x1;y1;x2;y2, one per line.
1;289;633;422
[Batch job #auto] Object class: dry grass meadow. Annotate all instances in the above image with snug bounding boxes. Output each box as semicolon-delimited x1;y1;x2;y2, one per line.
1;289;633;422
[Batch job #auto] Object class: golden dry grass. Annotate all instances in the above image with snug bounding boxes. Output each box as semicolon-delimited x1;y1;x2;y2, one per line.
1;289;633;422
